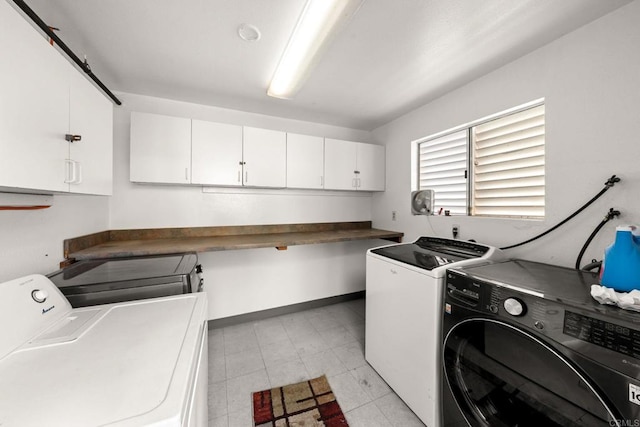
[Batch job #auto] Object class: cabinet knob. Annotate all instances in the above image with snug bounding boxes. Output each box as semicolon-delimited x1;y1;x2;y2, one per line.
65;134;82;142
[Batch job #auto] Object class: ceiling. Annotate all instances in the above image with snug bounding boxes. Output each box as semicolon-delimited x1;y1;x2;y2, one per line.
23;0;632;131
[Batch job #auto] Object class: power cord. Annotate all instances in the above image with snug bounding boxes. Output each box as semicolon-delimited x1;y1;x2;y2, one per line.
500;175;620;250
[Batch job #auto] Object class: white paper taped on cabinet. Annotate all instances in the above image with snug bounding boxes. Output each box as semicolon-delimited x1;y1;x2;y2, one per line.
591;284;640;312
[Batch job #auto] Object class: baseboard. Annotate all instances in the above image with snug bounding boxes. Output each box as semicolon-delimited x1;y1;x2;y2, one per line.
207;290;365;329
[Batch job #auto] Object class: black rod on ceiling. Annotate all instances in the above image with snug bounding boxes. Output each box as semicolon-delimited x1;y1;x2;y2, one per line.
11;0;122;106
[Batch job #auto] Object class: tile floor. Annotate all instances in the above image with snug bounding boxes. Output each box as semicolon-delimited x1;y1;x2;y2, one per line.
207;297;426;427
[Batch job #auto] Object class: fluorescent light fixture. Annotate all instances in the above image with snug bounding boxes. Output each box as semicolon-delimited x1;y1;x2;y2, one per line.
267;0;365;99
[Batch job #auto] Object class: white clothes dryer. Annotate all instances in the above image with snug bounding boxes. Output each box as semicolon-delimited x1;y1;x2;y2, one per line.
0;274;208;427
365;237;504;427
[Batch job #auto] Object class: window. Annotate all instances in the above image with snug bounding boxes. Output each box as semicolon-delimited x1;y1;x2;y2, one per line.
416;103;545;218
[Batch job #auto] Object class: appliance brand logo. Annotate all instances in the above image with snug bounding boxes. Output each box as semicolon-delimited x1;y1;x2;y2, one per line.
42;305;55;314
623;359;640;370
629;383;640;406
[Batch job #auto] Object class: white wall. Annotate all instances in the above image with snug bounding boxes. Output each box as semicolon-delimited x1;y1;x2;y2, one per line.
372;1;640;268
0;195;109;282
200;240;385;319
110;93;384;319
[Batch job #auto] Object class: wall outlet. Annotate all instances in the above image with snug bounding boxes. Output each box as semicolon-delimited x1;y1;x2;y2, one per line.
392;211;397;221
452;224;460;238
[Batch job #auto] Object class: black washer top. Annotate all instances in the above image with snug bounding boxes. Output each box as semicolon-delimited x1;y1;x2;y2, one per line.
451;259;597;302
370;236;490;271
48;253;198;292
451;259;640;324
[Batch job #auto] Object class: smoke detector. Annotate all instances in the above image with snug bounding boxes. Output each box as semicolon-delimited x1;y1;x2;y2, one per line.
238;24;261;42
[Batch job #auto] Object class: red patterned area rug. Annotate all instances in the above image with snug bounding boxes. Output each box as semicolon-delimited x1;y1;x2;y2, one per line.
252;375;349;426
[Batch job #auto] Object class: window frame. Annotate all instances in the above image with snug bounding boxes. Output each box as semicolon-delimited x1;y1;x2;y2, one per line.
412;99;545;219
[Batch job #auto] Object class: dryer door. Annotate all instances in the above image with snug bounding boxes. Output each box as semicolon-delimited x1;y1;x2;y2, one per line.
443;319;619;427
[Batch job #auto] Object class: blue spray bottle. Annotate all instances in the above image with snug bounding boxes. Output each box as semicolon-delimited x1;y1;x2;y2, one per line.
600;226;640;292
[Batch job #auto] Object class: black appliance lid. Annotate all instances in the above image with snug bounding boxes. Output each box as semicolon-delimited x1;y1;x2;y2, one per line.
48;253;198;289
450;259;640;324
451;259;597;302
370;236;490;271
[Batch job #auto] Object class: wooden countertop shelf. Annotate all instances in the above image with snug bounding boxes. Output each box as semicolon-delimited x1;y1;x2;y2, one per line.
64;221;403;261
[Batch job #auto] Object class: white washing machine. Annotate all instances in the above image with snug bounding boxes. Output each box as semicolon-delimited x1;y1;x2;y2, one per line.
0;274;208;427
365;237;504;427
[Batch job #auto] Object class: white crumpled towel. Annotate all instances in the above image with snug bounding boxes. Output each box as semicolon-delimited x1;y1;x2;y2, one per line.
591;284;640;312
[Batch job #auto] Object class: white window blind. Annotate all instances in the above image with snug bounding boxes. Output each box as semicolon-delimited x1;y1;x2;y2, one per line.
418;129;468;215
471;105;545;218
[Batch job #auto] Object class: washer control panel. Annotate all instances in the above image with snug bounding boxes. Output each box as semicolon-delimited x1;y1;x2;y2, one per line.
564;310;640;359
0;274;72;360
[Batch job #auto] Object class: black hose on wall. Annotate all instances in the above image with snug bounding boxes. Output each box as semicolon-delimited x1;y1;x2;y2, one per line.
575;208;621;270
500;175;621;251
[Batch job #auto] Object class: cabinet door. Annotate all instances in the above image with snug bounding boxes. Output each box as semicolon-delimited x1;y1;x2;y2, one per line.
286;133;324;189
191;120;243;186
356;143;385;191
130;112;191;184
0;0;69;192
68;69;113;195
242;127;286;188
323;138;357;190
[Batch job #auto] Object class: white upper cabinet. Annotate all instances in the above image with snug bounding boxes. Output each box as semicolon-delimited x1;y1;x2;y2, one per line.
191;120;243;186
0;5;68;193
324;138;385;191
242;127;286;188
130;112;191;184
324;138;358;191
131;118;287;188
286;133;324;189
356;142;385;191
129;113;384;192
68;69;113;195
0;0;113;195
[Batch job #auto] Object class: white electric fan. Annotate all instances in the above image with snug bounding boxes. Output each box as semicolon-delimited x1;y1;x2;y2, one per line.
411;190;434;215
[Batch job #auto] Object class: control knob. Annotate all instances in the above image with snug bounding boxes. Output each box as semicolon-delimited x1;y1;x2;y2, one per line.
503;297;526;316
31;289;48;303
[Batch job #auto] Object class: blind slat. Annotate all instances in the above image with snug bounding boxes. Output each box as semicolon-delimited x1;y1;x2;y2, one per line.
475;186;545;199
420;138;467;154
473;206;545;218
475;137;544;160
475;105;545;135
474;196;545;207
474;176;544;191
475;155;545;175
420;155;467;169
474;165;545;183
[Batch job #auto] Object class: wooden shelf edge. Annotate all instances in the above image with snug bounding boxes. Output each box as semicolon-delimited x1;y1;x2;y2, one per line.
64;222;404;261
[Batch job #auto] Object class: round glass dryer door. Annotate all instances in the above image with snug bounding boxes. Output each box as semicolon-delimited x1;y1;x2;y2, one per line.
443;319;618;426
